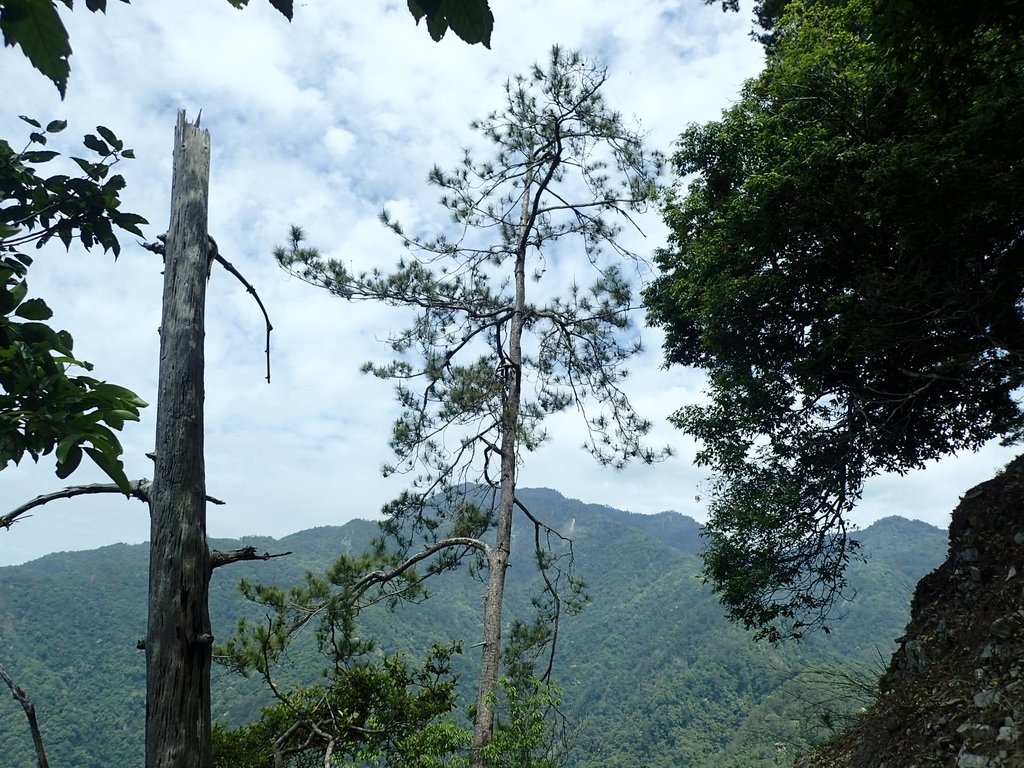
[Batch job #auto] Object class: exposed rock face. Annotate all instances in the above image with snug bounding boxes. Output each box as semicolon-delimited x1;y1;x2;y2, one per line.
800;455;1024;768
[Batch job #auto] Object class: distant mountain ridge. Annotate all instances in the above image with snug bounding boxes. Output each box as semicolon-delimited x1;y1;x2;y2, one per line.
0;488;946;768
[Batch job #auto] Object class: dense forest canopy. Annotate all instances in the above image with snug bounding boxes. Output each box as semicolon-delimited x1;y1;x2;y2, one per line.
0;497;949;768
647;0;1023;640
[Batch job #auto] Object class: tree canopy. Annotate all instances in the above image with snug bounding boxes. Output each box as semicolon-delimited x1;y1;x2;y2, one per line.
645;0;1024;640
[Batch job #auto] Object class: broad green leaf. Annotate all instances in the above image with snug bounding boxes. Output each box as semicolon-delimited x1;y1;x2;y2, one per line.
408;0;441;21
83;445;131;492
70;155;100;178
17;321;62;346
82;133;110;156
45;118;67;132
14;297;53;321
425;7;448;41
104;173;126;192
56;220;74;249
96;383;148;407
103;412;124;430
22;150;59;162
268;0;292;20
55;432;84;463
55;444;83;478
106;408;142;422
0;289;17;316
444;0;492;47
1;0;72;98
111;211;148;237
95;124;122;151
8;280;28;309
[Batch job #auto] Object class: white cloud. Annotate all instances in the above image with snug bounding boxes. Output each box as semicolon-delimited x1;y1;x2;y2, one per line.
1;0;1015;568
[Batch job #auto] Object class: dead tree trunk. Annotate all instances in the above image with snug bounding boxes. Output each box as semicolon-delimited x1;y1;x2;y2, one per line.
146;110;213;768
0;662;50;768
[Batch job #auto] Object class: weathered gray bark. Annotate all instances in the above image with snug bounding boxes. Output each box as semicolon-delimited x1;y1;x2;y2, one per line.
0;662;50;768
146;110;213;768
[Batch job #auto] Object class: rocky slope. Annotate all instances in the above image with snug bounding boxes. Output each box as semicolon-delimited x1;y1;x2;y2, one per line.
800;455;1024;768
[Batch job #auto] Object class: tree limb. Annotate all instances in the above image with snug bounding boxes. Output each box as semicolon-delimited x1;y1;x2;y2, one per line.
0;662;50;768
352;536;492;594
142;234;274;383
0;480;226;531
209;545;292;571
211;249;274;384
1;481;150;530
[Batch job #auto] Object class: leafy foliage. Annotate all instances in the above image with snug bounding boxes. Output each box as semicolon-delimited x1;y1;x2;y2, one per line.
0;0;493;98
408;0;494;47
0;118;147;492
645;0;1024;640
0;0;78;97
706;0;796;48
473;678;567;768
212;540;472;766
212;644;465;768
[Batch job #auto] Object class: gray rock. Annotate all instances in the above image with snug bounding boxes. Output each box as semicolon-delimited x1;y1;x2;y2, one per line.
973;689;1000;708
956;752;990;767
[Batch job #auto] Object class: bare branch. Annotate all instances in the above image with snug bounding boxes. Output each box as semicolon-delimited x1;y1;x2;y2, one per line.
210;545;292;571
142;233;274;383
1;480;226;531
0;662;50;768
212;249;274;384
1;480;150;530
514;495;579;682
0;481;228;536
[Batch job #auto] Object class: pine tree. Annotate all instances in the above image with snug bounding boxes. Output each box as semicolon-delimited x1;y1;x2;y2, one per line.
276;46;665;766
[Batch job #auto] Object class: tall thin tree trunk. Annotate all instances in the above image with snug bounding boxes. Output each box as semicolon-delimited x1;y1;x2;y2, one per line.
146;110;213;768
471;184;531;768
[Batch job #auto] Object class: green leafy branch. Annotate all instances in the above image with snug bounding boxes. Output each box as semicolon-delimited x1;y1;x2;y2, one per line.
1;0;494;100
0;118;148;490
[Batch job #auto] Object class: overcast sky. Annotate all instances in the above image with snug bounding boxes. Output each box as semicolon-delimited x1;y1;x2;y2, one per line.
1;0;1017;567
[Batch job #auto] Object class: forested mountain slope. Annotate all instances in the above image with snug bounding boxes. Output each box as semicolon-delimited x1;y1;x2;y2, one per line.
0;489;945;767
